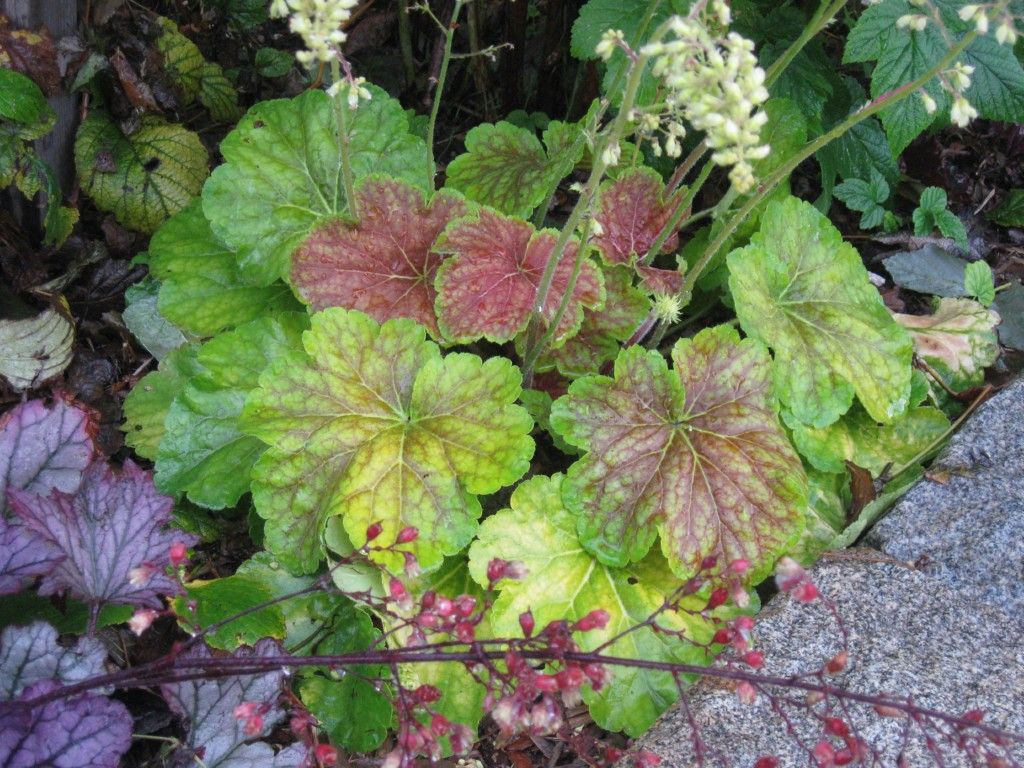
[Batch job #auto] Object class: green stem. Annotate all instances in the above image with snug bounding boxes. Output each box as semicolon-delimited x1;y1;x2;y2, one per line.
640;160;713;265
680;31;977;304
330;58;359;219
426;0;465;191
763;0;849;86
521;39;659;380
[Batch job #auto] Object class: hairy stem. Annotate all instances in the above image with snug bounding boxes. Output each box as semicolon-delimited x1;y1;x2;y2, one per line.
330;58;359;219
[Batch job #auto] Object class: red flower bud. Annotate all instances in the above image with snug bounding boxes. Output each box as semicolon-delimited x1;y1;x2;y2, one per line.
813;740;836;766
793;582;819;602
454;621;475;643
534;674;560;692
824;717;849;737
396;526;419;544
712;628;733;645
169;541;188;567
365;521;383;541
575;609;610;632
455;594;477;617
825;650;848;674
753;758;780;768
315;744;338;766
519;611;535;637
413;684;442;703
742;650;765;669
706;587;730;610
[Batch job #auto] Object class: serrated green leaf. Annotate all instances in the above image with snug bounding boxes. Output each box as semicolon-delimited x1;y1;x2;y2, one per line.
0;304;73;391
550;325;807;580
893;297;1000;390
255;47;293;77
240;309;534;574
122;344;202;460
964;260;995;306
175;574;285;649
913;187;968;251
834;171;890;230
202;87;430;285
155;314;308;509
299;674;391;752
197;62;242;122
148;199;300;337
988;189;1024;226
75;113;209;233
443;121;573;218
753;98;808;177
785;404;949;476
155;17;205;99
468;474;722;737
729;196;913;428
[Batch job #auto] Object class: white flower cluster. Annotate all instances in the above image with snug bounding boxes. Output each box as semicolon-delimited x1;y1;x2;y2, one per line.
919;61;977;127
629;10;770;193
959;3;1018;45
269;0;356;67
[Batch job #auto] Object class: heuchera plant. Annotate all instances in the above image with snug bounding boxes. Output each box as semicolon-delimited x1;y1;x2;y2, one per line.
5;0;1022;765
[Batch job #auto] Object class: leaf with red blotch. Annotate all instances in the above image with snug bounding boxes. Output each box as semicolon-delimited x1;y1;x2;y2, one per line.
0;681;133;768
435;209;604;344
592;168;683;266
0;517;62;595
7;461;198;609
636;264;683;297
292;178;468;337
550;325;807;581
0;397;95;515
161;639;306;768
546;266;650;378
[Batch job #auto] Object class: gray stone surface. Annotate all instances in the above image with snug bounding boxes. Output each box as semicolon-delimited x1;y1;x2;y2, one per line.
637;556;1024;767
865;378;1024;614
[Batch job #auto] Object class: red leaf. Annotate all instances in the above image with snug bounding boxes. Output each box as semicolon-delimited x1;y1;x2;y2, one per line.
435;210;603;344
592;168;683;265
636;265;683;297
292;179;468;337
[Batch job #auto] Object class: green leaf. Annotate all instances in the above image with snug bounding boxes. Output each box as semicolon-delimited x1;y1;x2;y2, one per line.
155;314;308;509
882;244;969;297
175;573;286;649
753;98;808;177
197;62;242;123
0;593;131;634
468;474;722;737
519;389;579;455
0;68;55;136
240;309;534;574
443;121;575;218
255;47;293;77
785;404;949;476
148;199;300;337
550;325;807;580
963;260;995;306
299;674;391;753
893;297;1000;390
123;278;190;360
788;468;846;565
202;87;430;285
913;187;968;251
834;170;890;230
0;303;73;391
155;18;240;121
728;196;913;428
75;113;209;233
988;189;1024;226
122;344;202;461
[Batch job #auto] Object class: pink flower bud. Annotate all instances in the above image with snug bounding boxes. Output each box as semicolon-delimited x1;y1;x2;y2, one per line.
824;717;849;737
556;666;585;689
632;751;662;767
169;541;188;567
742;650;764;669
402;551;421;578
315;744;338;766
519;611;535;637
486;558;510;583
454;621;475;643
575;609;610;632
813;740;835;766
129;563;156;586
754;758;780;768
793;582;819;602
431;713;450;736
713;628;733;644
736;681;757;704
534;674;560;692
826;650;848;674
365;521;383;541
396;526;419;544
435;597;454;617
729;558;749;574
706;587;730;610
700;555;719;571
128;608;159;637
413;684;441;703
455;594;477;617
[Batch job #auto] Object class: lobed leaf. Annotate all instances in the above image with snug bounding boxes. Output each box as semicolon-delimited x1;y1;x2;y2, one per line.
74;113;209;233
155;313;308;509
443;121;579;218
7;461;198;608
292;178;467;337
148;199;299;337
468;474;722;736
122;345;202;461
240;308;534;574
591;167;681;266
0;304;73;391
729;196;913;428
435;210;604;345
202;87;430;285
551;325;807;580
0;622;106;700
0;518;62;595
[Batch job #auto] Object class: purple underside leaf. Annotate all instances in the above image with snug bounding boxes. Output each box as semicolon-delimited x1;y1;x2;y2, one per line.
7;460;198;609
160;639;305;768
0;517;63;595
0;681;132;768
0;397;95;514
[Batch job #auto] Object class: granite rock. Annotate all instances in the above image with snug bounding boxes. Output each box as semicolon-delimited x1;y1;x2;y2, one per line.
636;556;1024;767
865;378;1024;614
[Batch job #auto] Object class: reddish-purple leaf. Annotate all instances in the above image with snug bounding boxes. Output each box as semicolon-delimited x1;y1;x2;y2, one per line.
636;265;683;297
0;397;95;514
291;179;467;337
1;682;131;768
592;168;682;265
161;639;305;768
435;210;603;344
0;517;62;595
550;325;807;580
7;461;198;608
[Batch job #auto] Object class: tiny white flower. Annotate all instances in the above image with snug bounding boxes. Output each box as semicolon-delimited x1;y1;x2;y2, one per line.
600;142;621;168
996;20;1017;45
896;14;928;31
958;4;979;22
950;96;978;127
595;29;625;61
919;90;937;114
